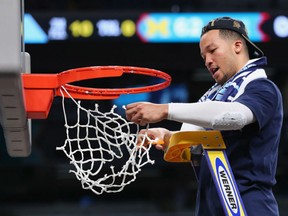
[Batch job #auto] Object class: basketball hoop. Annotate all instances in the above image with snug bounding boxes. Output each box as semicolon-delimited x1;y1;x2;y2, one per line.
22;66;172;194
22;66;171;119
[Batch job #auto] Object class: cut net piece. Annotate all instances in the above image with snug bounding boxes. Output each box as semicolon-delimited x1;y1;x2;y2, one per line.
57;86;157;195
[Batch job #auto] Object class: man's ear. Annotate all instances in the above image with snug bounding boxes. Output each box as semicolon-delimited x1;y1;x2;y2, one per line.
234;40;244;54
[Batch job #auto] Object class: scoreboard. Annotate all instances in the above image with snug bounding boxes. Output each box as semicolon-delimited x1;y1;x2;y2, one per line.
24;12;288;44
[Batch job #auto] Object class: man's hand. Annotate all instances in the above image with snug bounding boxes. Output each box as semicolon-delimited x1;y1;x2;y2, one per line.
125;102;168;126
137;127;173;151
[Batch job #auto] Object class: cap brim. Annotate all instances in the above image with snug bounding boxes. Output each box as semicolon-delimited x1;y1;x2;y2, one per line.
241;34;264;58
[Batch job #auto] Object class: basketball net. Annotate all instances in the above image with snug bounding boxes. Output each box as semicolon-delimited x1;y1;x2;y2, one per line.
56;86;157;195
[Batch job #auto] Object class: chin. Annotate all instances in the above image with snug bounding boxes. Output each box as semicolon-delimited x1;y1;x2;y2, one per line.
215;78;225;85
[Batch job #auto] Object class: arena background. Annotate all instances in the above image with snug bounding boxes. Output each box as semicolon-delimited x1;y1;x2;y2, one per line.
0;0;288;215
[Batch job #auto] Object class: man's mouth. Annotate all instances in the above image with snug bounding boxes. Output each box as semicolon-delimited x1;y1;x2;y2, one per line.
211;67;219;75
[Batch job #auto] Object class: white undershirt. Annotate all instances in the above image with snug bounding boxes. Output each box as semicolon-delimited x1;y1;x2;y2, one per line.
168;101;255;131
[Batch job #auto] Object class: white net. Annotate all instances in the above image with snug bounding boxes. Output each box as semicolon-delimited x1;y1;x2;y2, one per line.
56;86;157;195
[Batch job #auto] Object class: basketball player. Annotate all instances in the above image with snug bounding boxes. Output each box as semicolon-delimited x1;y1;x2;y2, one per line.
126;17;283;215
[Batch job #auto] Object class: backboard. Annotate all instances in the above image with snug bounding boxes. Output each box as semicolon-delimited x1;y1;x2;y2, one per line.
0;0;31;157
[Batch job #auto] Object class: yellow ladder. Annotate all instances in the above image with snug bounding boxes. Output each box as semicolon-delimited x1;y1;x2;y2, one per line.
163;131;247;216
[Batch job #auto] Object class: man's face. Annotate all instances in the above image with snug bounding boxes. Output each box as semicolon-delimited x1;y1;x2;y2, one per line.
199;30;239;85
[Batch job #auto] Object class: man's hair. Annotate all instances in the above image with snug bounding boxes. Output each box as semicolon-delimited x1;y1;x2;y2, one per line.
219;29;244;41
219;29;249;54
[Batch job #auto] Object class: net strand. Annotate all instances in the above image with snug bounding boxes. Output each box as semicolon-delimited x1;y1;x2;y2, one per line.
57;86;156;195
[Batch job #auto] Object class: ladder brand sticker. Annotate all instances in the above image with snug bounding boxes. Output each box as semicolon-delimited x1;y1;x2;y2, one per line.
216;158;240;216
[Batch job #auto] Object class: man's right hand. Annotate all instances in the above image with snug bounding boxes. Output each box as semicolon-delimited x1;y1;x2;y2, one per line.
137;127;173;152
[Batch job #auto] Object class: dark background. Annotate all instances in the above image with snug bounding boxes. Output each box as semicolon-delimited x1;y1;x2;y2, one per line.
0;1;288;215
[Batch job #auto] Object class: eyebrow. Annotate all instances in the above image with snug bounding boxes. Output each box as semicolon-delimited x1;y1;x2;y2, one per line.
200;43;215;57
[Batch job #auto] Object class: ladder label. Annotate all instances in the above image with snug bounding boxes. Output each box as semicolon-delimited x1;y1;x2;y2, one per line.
205;150;247;216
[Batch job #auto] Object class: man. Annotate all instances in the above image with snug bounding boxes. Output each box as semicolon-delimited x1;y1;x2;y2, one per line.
126;17;283;215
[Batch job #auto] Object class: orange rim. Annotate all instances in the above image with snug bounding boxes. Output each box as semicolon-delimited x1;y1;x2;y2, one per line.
22;66;172;119
58;66;171;99
23;66;172;99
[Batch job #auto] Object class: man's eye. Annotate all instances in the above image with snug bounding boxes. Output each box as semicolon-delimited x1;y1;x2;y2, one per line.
210;48;216;53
